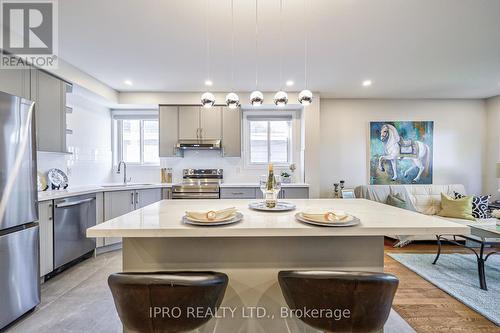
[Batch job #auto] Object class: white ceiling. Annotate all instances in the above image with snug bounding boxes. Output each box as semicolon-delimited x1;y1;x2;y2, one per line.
59;0;500;98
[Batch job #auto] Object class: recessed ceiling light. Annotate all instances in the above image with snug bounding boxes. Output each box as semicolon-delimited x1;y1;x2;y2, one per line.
124;80;133;86
362;80;372;87
205;80;213;86
286;80;294;87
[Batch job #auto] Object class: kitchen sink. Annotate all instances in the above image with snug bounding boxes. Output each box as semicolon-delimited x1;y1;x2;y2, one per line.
100;183;153;188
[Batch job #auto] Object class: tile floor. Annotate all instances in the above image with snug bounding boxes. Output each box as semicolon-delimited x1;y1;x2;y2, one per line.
5;250;415;333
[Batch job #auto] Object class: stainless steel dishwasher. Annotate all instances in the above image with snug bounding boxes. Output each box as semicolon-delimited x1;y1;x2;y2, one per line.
53;194;96;269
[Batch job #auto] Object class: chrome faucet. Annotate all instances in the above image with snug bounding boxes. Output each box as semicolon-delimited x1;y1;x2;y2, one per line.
117;161;131;184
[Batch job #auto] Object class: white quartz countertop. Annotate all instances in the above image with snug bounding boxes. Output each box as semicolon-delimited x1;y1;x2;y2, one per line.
38;182;308;201
87;198;469;238
38;183;173;201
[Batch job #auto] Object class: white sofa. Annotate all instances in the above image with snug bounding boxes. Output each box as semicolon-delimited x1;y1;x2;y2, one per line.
354;184;496;246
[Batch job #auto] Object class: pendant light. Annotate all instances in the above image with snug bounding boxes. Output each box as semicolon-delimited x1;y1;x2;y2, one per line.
274;0;288;107
226;0;240;109
201;0;215;108
201;92;216;108
298;0;313;106
250;0;264;106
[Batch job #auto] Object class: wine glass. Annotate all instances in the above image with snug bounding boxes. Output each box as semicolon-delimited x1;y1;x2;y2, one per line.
274;175;282;193
259;175;268;199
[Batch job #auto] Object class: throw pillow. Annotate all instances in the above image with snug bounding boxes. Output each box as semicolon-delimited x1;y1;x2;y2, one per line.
386;193;411;210
438;193;475;221
454;192;490;219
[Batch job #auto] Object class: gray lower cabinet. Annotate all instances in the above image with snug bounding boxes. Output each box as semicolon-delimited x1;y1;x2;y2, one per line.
95;193;105;248
102;189;162;246
38;201;54;277
159;106;179;157
256;187;309;199
31;69;68;153
0;63;31;99
222;107;241;157
135;189;162;209
103;190;135;246
220;187;257;199
279;187;310;199
222;186;309;199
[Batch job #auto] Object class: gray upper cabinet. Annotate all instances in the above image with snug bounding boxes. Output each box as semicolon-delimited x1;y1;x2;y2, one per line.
31;69;67;153
0;64;31;99
159;104;241;157
222;106;241;157
178;106;222;140
159;105;179;157
200;106;222;139
178;106;200;140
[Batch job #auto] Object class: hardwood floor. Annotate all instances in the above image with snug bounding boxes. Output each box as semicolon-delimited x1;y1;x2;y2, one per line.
384;238;499;333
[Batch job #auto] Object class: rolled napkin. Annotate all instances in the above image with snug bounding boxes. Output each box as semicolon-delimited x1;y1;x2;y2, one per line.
186;207;237;221
301;210;349;222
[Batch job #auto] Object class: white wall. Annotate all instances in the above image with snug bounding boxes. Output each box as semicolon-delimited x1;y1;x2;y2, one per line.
485;95;500;200
37;86;112;187
319;99;487;198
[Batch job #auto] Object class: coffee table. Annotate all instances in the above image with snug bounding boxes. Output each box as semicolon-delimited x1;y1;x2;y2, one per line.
433;221;499;290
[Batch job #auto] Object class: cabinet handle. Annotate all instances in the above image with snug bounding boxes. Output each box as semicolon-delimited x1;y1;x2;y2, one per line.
200;128;203;139
131;192;134;205
135;191;139;204
232;192;245;195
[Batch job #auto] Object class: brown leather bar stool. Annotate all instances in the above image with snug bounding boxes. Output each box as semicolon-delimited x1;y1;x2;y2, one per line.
108;271;228;333
278;270;399;333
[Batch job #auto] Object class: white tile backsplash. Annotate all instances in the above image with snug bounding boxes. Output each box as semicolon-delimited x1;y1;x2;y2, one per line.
109;150;303;185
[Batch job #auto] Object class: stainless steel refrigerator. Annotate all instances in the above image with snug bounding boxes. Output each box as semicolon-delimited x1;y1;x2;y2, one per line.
0;91;40;329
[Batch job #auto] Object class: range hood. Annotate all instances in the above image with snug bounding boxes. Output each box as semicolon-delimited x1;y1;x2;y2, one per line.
176;139;221;150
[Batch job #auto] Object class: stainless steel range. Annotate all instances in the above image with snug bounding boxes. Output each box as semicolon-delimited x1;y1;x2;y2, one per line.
172;169;222;199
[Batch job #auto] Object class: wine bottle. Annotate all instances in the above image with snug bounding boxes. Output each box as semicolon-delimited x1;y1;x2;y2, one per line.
266;164;275;191
265;164;277;208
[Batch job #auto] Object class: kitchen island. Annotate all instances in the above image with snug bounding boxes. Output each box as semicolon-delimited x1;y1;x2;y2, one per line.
87;199;468;333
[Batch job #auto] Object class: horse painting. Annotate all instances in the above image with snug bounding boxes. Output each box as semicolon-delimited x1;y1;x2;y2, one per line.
370;121;433;184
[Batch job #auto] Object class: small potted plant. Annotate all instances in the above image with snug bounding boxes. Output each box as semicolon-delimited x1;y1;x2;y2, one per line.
281;171;291;183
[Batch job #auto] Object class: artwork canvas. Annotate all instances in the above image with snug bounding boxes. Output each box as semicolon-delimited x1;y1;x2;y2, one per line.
369;121;433;185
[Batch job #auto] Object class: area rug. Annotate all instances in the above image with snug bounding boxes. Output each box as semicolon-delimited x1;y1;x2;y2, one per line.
387;253;500;326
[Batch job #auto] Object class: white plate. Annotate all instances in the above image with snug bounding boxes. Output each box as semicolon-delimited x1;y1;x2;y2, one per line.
295;213;360;227
183;212;243;226
47;168;68;187
185;213;236;223
248;202;296;212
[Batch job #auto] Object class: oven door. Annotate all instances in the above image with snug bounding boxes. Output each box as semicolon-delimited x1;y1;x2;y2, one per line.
172;184;220;199
171;192;220;199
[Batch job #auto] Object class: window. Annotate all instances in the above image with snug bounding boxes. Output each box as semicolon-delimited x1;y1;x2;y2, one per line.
116;118;159;165
247;116;292;165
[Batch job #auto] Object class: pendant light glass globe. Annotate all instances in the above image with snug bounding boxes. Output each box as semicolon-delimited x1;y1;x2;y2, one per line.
298;89;313;106
201;92;216;108
274;91;288;107
225;92;240;109
250;91;264;106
